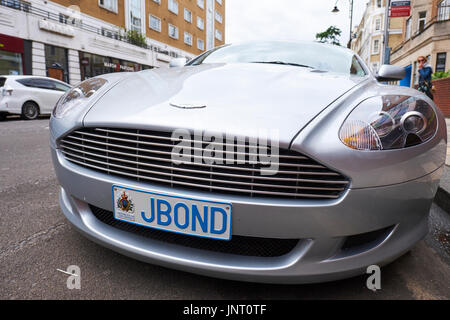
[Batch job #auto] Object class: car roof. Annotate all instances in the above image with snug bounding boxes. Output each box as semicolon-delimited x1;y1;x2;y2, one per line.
0;75;70;85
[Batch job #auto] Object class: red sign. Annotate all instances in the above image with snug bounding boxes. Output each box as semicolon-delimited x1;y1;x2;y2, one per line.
390;1;411;17
0;33;24;53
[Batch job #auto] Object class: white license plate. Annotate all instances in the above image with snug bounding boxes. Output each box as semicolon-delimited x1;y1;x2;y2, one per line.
112;185;232;241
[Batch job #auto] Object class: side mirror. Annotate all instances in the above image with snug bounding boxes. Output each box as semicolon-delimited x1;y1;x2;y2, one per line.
376;65;406;82
169;57;187;68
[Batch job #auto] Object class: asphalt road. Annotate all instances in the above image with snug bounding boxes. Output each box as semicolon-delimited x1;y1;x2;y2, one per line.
0;117;449;300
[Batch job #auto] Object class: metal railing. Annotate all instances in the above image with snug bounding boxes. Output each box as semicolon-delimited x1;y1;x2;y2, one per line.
0;0;182;58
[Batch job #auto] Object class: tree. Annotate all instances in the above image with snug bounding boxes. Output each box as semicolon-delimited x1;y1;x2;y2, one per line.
315;26;342;46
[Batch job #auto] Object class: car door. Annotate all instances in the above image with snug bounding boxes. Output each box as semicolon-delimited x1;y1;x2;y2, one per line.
30;78;64;114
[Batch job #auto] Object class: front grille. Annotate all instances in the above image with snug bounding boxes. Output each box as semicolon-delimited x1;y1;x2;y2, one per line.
60;127;350;199
89;205;300;257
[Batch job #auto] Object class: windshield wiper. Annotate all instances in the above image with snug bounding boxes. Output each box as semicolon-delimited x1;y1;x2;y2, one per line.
250;61;314;69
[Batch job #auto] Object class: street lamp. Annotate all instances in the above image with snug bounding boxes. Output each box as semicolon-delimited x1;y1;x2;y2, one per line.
331;0;354;48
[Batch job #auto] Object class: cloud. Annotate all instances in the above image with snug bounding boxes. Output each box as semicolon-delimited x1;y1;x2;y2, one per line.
226;0;367;46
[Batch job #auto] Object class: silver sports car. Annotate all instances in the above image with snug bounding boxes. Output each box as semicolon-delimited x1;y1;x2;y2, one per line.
50;41;447;284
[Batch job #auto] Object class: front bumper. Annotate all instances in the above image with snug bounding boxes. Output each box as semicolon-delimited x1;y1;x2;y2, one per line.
52;147;440;283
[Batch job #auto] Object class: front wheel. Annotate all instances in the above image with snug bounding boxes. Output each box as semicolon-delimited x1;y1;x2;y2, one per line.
0;113;6;121
22;102;40;120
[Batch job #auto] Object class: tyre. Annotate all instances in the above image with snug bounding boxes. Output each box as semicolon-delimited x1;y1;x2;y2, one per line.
22;102;40;120
0;113;6;121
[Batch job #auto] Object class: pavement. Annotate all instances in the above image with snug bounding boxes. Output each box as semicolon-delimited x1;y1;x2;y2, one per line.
0;117;449;300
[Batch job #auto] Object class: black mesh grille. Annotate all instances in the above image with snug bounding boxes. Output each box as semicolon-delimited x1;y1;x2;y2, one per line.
89;205;300;258
60;127;350;200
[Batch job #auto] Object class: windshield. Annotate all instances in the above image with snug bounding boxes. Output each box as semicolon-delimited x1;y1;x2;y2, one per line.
187;41;367;77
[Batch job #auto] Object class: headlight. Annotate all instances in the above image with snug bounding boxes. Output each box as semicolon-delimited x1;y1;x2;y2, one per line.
53;78;108;118
339;95;437;150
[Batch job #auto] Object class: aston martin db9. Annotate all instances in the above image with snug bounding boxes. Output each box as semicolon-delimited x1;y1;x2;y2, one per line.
50;41;447;283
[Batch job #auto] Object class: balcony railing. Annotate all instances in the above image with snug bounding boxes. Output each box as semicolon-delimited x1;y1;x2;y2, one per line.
0;0;182;58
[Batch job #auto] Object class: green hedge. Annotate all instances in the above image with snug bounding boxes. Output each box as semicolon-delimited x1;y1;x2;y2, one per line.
432;70;450;80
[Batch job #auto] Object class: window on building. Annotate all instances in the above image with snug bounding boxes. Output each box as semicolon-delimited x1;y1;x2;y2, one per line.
153;0;161;4
99;0;118;13
371;62;379;73
372;39;380;54
169;0;178;14
44;44;69;83
375;18;381;31
216;0;222;5
184;32;193;46
438;0;450;21
59;13;68;24
215;29;222;41
184;8;192;23
197;39;205;50
418;11;426;33
197;0;205;9
436;52;447;72
377;0;382;8
168;24;179;39
129;0;143;32
197;16;204;30
0;51;23;76
149;15;161;32
405;17;411;40
215;10;222;23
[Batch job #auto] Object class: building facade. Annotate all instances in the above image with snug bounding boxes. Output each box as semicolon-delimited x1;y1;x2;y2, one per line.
351;0;404;73
390;0;449;87
0;0;226;84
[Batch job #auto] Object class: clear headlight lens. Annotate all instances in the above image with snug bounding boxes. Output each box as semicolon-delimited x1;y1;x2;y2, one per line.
53;78;108;118
339;95;437;150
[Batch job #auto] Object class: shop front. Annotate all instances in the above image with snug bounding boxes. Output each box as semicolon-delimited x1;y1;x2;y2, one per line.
79;52;152;80
0;33;24;75
45;44;69;83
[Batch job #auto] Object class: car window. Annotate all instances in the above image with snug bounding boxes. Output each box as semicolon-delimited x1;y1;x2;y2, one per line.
0;77;6;88
52;81;71;92
16;78;35;87
33;79;56;90
350;56;367;77
187;41;368;77
18;78;54;90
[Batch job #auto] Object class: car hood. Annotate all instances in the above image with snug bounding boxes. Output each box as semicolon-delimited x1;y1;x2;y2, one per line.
83;63;367;144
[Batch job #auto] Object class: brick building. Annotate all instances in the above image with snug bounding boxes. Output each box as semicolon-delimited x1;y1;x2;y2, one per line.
0;0;226;84
390;0;449;87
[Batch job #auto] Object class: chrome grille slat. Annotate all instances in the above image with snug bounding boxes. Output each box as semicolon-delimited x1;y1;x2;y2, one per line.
64;156;341;199
62;137;325;169
60;128;350;200
95;128;272;151
60;143;338;176
76;131;302;159
61;150;347;189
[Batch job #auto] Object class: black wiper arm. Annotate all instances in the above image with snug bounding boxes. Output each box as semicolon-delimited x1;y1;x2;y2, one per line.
250;61;314;69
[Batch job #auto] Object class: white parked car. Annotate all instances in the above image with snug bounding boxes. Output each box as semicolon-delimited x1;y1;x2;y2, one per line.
0;75;72;120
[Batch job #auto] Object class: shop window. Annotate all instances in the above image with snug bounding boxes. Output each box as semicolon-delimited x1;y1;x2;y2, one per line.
45;44;69;83
0;50;23;75
79;52;144;81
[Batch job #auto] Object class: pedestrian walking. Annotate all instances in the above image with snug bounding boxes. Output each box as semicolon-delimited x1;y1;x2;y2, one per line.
417;56;434;100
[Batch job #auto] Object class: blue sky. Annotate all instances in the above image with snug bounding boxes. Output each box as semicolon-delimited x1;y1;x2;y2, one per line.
226;0;367;45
